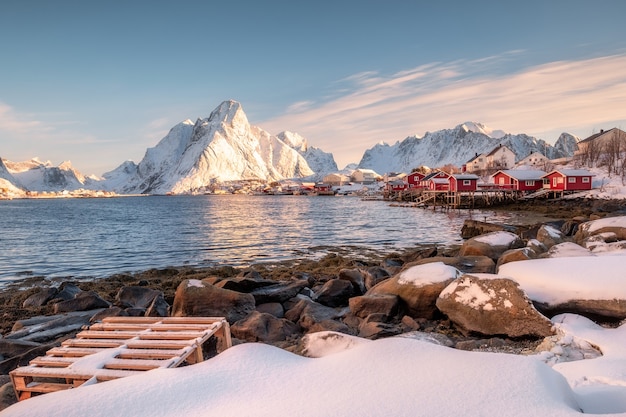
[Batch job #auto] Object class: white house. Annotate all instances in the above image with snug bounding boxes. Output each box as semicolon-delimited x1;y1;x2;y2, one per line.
486;145;515;170
465;144;515;173
352;169;381;184
323;173;351;186
516;152;550;168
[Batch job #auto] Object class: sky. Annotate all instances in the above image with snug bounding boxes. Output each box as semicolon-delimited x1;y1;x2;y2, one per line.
1;0;626;176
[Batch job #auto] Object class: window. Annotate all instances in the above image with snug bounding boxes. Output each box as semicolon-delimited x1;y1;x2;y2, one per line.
568;177;576;183
463;180;471;186
557;177;564;184
499;177;505;185
525;181;535;186
582;177;590;183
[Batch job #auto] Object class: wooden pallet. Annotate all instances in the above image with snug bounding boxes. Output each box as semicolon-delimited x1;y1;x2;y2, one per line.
10;316;232;401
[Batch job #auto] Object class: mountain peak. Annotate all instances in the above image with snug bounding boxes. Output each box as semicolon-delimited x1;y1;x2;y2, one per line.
457;122;506;139
209;100;249;128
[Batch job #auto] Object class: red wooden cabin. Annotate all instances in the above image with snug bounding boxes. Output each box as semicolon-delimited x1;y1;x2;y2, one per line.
491;170;546;192
542;170;594;191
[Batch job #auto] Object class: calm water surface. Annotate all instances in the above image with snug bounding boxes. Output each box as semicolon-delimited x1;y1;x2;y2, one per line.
0;195;542;285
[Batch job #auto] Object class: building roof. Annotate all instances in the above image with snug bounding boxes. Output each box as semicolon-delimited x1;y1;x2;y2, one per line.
431;178;449;184
578;128;621;144
466;153;483;163
453;174;479;180
544;169;594;177
487;144;511;157
422;171;449;181
493;170;547;180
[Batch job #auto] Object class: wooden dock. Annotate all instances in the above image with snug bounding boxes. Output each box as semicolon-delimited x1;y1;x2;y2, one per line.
388;189;520;209
10;316;232;401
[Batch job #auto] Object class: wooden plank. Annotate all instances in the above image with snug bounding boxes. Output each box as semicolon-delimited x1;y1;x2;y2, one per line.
30;356;78;367
17;382;74;394
88;323;218;332
125;340;197;350
47;347;107;357
116;348;190;360
103;358;174;371
77;330;208;340
61;339;126;348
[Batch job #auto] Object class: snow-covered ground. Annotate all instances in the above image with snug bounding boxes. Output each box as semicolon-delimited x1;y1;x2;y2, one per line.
2;249;625;416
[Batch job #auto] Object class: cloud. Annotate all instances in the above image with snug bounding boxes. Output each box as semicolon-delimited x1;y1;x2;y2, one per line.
260;53;626;167
0;102;43;133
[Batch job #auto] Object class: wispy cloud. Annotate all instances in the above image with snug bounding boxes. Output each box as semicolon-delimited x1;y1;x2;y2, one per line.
0;102;44;133
260;53;626;167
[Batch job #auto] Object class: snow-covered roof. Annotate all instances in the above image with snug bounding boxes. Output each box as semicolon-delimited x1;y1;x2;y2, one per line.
545;169;594;177
493;169;547;180
453;174;479;180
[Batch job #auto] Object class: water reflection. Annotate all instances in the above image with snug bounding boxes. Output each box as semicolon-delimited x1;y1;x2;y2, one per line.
0;195;552;284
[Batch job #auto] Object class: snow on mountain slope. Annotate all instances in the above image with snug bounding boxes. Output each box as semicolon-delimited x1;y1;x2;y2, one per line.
358;123;579;174
4;158;87;191
277;131;338;175
104;101;318;194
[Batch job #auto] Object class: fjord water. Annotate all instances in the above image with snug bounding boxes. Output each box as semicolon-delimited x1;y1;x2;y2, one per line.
0;195;529;285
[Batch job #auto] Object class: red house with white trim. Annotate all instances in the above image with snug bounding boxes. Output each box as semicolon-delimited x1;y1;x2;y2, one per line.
491;170;546;192
450;174;479;192
422;171;451;191
406;172;426;189
542;169;594;191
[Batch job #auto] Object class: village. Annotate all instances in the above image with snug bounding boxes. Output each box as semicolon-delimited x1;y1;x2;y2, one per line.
312;127;626;208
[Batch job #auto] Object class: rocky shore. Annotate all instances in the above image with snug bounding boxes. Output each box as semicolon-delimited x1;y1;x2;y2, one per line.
0;198;625;409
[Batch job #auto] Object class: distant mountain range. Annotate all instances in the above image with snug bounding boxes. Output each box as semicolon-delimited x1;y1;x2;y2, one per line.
0;101;581;196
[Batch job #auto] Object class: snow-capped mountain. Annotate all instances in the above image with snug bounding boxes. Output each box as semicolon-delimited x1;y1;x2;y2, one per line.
277;131;338;176
358;123;579;173
103;100;324;194
3;158;87;192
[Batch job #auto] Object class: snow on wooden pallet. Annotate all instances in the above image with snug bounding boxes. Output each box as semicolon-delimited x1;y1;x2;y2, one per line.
10;316;232;401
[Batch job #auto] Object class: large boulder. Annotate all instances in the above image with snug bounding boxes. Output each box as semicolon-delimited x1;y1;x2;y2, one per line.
542;242;593;258
574;215;626;245
498;256;626;321
22;287;57;308
458;231;525;261
215;273;277;292
171;279;255;324
436;274;553;338
366;262;461;319
536;224;567;249
231;311;300;343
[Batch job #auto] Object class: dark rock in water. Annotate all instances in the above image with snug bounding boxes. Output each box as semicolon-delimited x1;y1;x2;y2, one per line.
249;279;309;305
231;311;300;343
115;286;162;309
53;291;111;314
314;279;355;307
22;287;57;308
171;279;255;324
